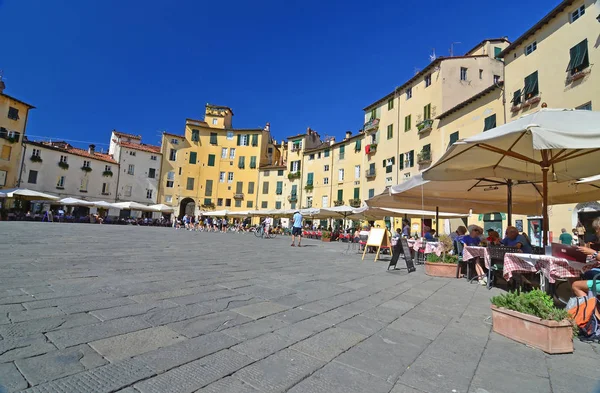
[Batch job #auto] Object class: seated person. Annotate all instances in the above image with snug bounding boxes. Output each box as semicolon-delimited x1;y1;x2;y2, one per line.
486;229;501;245
460;225;487;285
572;245;600;296
424;229;436;241
501;226;533;253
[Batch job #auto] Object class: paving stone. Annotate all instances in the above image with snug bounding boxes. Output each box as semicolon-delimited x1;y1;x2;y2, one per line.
336;315;386;336
138;304;212;326
0;313;100;339
399;353;478;393
0;362;28;392
169;289;242;305
8;307;66;323
359;305;407;323
389;382;428;393
231;301;289;319
15;344;107;386
135;349;253;393
169;311;252;338
59;297;135;314
234;348;325;393
274;318;332;342
129;287;202;303
46;316;151;349
90;326;186;361
195;377;259;393
387;315;445;341
135;332;239;373
22;358;156;393
204;295;263;312
90;300;177;321
287;361;393;393
268;308;317;324
232;332;297;360
0;335;57;363
271;294;309;308
291;327;367;362
222;317;289;340
468;363;551;393
23;292;116;310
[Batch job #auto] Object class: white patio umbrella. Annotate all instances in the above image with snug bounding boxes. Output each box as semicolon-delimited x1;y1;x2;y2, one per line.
148;204;174;213
92;201;120;209
423;108;600;245
0;188;59;200
112;201;155;212
58;197;95;207
0;191;5;198
202;209;229;216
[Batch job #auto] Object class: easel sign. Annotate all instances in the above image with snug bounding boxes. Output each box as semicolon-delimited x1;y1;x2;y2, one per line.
362;228;391;262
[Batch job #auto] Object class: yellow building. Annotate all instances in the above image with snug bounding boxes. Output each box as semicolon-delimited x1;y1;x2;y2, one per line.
497;0;599;243
0;81;35;188
158;104;276;216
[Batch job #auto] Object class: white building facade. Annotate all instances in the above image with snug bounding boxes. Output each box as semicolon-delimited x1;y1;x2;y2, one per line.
21;141;118;201
109;131;162;204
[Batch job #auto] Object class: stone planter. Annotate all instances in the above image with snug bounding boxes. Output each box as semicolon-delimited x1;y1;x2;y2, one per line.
322;238;331;242
424;261;458;278
491;305;573;354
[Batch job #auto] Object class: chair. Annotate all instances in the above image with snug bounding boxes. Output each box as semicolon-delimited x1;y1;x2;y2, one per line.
531;246;544;255
359;235;368;252
486;246;520;289
415;240;427;265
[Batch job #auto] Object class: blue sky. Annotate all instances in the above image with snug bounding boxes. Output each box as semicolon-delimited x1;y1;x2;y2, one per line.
0;0;554;151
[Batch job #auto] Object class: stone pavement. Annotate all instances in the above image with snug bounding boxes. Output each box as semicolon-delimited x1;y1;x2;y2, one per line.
0;223;598;393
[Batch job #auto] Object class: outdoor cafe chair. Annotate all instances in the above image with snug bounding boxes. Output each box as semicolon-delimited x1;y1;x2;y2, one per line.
486;246;520;290
415;240;427;265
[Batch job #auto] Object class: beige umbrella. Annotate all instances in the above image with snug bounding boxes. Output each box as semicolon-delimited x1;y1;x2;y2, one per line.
148;204;174;213
0;188;59;200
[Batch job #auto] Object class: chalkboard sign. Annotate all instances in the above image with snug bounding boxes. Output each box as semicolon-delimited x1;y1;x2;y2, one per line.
392;238;416;272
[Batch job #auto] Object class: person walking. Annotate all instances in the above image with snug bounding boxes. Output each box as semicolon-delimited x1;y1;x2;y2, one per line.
291;210;303;247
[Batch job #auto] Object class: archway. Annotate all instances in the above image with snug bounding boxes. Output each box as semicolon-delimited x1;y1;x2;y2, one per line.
179;198;195;218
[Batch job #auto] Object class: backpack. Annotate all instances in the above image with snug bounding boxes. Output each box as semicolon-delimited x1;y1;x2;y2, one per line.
568;295;600;338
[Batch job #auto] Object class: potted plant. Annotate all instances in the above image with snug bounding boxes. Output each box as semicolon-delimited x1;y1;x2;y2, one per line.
102;170;113;177
424;235;458;278
321;231;332;242
81;166;92;173
304;184;314;192
287;171;301;180
30;155;43;163
58;161;69;170
490;290;573;354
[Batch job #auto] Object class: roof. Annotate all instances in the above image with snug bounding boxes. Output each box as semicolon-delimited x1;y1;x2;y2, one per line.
26;140;117;164
225;128;263;132
162;131;184;138
464;38;510;56
497;0;574;58
0;92;36;109
286;134;306;140
185;118;208;126
206;104;234;115
362;55;492;111
120;141;161;154
436;82;504;120
112;130;141;139
259;164;287;170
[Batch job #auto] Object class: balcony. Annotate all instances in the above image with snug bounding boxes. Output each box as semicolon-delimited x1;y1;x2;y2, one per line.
290;146;301;153
349;198;361;208
0;129;20;143
417;150;432;165
233;193;244;199
568;68;590;83
333;200;344;207
304;184;314;192
417;119;433;134
365;169;376;178
365;143;377;154
288;194;298;203
288;171;301;180
30;155;43;163
363;118;380;133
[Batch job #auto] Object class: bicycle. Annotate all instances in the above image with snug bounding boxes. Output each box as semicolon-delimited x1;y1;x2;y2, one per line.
254;225;277;239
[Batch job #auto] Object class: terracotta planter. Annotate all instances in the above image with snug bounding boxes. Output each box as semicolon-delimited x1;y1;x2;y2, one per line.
321;238;331;242
424;261;458;278
491;305;573;354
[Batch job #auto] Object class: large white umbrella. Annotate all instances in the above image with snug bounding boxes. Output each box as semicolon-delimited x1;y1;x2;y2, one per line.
0;188;59;200
202;209;229;216
423;108;600;245
112;201;155;211
92;201;120;209
58;197;95;207
0;191;5;198
226;210;252;217
148;204;174;213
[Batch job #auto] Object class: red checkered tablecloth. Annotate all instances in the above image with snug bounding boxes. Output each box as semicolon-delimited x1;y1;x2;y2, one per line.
503;253;600;283
462;246;491;268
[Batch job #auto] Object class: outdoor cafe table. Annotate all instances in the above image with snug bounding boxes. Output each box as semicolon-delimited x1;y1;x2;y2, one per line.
463;246;492;268
408;239;441;254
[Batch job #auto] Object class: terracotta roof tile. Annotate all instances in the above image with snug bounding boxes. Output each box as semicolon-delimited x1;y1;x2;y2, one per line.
26;140;117;164
120;141;161;154
113;130;142;139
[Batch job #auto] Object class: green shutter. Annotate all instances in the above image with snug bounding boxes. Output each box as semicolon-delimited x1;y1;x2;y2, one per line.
236;181;243;193
307;173;314;185
276;181;283;194
251;134;259;146
210;133;217;144
483;114;497;131
567;39;589;74
262;182;269;194
238;156;245;168
511;89;521;105
189;152;197;164
494;46;502;58
355;139;361;151
250;156;257;168
205;180;213;196
237;134;241;146
387;124;393;139
354;187;360;199
324;149;330;157
207;154;215;166
337;189;343;201
248;181;254;194
291;185;297;196
424;104;431;120
340;145;345;153
275;201;281;209
449;132;459;146
523;71;538;99
399;153;404;169
408;151;414;167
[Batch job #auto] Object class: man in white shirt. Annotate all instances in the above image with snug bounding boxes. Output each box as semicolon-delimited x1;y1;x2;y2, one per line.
263;216;272;236
291;210;303;247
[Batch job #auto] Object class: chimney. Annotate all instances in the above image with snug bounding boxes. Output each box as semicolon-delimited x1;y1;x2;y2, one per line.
88;144;96;155
0;79;5;94
345;131;352;140
264;122;270;132
329;138;336;146
306;127;312;135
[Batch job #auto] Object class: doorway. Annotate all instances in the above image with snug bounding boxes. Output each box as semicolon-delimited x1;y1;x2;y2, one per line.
179;198;195;218
483;212;503;235
527;217;543;247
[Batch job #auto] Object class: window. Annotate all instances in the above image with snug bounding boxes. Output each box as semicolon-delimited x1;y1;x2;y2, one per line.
191;129;200;142
385;157;394;173
291;160;300;172
148;168;156;178
221;148;227;158
165;195;172;203
423;104;431;120
494;46;502;58
493;75;500;84
189;152;197;164
577;102;592;111
186;177;194;190
425;74;432;87
291;185;297;196
146;189;153;199
277;170;284;176
235;200;242;208
240;134;249;146
248;181;255;194
355;165;360;179
229;148;236;160
169;149;177;161
1;145;11;160
276;181;283;195
60;155;68;163
339;145;345;160
406;150;414;168
512;89;522;106
83;160;91;168
208;154;215;166
7;107;19;120
292;140;302;151
203;198;212;205
127;164;135;175
218;172;225;183
56;176;65;189
525;41;537;56
306;196;313;208
129;151;136;156
570;4;585;23
205;179;213;196
170;138;179;145
262;181;269;194
460;67;468;81
483;114;497;131
217;198;223;207
399;153;404;170
32;148;41;158
368;189;375;199
322;195;329;208
324;149;330;158
370;108;376;120
567;39;589;75
338;169;344;182
387;98;394;110
479;69;483;79
251;134;258;147
404;115;411;131
225;199;231;207
449;131;459;148
227;172;234;183
166;171;174;188
238;156;245;169
0;170;5;186
387;124;393;140
28;170;38;184
102;183;110;195
212;118;218;125
323;177;329;185
179;167;182;175
353;187;360;199
210;133;217;144
324;164;329;172
150;155;157;161
523;71;539;100
250;156;257;168
337;189;343;202
264;170;270;177
247;201;253;208
306;173;314;186
275;201;282;209
406;87;412;100
261;201;268;209
308;154;314;161
227;131;234;140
